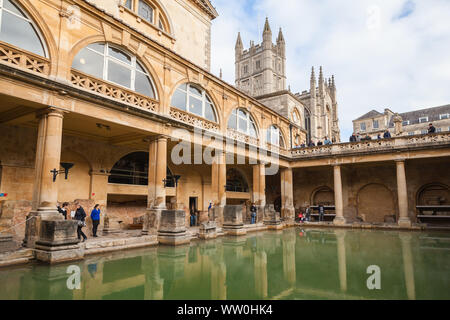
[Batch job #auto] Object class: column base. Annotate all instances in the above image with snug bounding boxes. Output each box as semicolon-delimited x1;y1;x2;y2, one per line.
398;218;412;228
23;209;63;248
223;225;247;236
199;222;217;240
158;232;191;246
33;219;83;264
333;216;347;226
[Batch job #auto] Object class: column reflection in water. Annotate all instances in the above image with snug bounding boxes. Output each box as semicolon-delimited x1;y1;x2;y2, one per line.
399;233;416;300
254;250;268;299
282;230;296;287
335;230;347;293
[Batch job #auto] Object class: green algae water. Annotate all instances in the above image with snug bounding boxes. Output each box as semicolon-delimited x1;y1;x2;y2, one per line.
0;228;449;300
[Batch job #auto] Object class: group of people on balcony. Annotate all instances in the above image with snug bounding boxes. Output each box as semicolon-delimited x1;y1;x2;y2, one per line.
293;136;333;149
349;123;437;143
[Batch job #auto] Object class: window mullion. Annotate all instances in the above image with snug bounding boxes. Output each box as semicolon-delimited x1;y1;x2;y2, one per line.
103;44;108;81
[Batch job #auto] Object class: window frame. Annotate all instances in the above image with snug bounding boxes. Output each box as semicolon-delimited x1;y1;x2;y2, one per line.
228;108;258;138
138;0;154;24
360;122;366;132
373;119;379;129
419;117;429;123
439;113;449;120
171;83;218;123
402;120;410;126
0;0;48;57
73;42;157;99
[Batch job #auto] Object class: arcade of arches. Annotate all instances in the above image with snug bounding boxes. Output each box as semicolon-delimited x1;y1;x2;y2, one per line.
0;0;450;240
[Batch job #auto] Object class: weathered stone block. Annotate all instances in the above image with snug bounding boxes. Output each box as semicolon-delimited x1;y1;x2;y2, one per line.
264;205;282;229
199;221;217;240
157;210;190;246
223;205;244;226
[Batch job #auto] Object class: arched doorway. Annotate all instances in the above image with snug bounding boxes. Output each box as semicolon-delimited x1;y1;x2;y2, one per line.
357;184;395;223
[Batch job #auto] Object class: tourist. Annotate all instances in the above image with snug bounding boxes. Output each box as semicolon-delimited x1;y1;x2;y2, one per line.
362;134;372;141
74;204;87;242
318;204;325;222
250;203;257;224
356;133;361;142
190;208;197;227
377;134;381;140
57;202;69;220
428;123;436;134
383;130;391;139
90;204;101;238
349;133;357;142
308;140;315;147
324;137;332;145
300;142;306;148
305;205;311;221
317;140;323;146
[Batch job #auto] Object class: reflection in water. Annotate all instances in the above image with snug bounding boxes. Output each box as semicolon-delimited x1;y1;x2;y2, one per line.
0;228;449;300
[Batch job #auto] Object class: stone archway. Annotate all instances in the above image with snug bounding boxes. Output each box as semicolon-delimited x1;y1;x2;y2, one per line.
311;186;334;206
357;184;395;223
417;183;450;206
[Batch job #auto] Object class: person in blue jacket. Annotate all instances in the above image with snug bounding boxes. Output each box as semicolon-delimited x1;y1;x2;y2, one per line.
90;204;101;237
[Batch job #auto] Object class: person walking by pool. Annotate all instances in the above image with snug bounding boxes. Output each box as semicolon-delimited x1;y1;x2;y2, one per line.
318;204;325;222
305;205;311;221
90;204;101;238
190;208;197;227
250;203;257;224
324;137;332;145
383;130;391;139
57;202;69;220
74;203;87;242
349;133;357;142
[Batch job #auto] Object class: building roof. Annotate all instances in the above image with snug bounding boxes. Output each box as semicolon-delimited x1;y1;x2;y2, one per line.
388;104;450;127
354;110;383;121
190;0;219;19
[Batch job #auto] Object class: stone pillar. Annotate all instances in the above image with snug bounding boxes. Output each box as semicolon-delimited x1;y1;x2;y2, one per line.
143;136;167;235
223;205;246;236
396;160;411;228
252;163;266;222
157;210;190;246
211;150;226;225
24;108;66;248
280;168;295;223
333;164;346;225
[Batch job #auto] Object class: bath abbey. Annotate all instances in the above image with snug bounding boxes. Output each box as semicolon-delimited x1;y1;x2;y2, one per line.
0;0;449;270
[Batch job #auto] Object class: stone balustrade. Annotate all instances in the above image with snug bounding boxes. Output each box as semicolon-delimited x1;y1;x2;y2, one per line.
226;129;259;147
0;41;50;76
169;107;220;133
70;69;159;113
291;132;450;158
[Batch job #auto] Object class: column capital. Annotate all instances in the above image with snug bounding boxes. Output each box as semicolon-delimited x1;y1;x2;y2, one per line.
395;158;406;163
332;163;341;168
36;107;67;119
144;135;170;143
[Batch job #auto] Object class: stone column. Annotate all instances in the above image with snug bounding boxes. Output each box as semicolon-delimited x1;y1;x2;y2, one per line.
333;165;346;225
252;163;266;222
280;167;295;222
211;150;226;225
143;136;167;235
396;160;411;228
24;108;65;248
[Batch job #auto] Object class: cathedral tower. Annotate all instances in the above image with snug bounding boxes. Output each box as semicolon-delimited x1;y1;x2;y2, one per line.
235;18;286;97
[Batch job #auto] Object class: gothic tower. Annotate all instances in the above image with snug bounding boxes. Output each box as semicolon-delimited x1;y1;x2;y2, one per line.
235;18;287;97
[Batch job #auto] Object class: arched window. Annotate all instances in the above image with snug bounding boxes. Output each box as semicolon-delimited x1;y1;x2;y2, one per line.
109;152;174;186
304;108;311;143
266;125;285;147
72;42;156;98
171;83;217;122
123;0;170;34
228;108;257;137
226;168;249;193
0;0;46;56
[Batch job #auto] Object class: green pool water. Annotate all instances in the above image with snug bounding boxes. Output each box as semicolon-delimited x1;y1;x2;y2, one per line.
0;228;449;300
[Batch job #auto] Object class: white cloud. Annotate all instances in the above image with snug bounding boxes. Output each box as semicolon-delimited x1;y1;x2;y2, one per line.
210;0;450;140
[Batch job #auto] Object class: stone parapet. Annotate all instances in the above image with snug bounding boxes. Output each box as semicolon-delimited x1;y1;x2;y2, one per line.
157;210;190;246
222;205;247;236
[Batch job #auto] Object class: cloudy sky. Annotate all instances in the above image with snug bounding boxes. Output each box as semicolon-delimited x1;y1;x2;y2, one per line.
209;0;450;140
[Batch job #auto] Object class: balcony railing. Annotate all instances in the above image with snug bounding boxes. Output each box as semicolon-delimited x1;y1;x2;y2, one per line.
169;107;220;133
70;69;159;113
291;132;450;158
226;129;259;147
0;40;50;76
